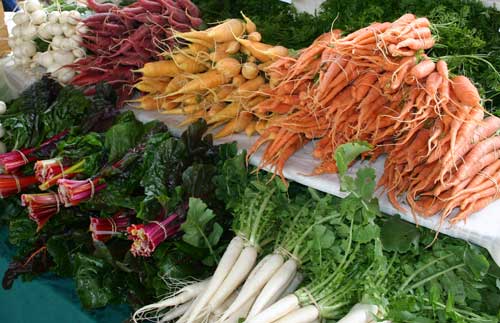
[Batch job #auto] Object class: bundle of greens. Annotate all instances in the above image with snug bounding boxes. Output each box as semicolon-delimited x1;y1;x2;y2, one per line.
133;142;499;323
0;81;239;310
194;0;500;111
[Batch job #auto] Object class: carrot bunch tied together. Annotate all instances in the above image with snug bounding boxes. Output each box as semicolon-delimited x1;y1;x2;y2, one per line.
132;15;292;139
71;0;203;104
248;13;500;223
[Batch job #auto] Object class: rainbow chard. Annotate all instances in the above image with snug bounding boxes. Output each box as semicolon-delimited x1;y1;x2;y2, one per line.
21;192;61;231
90;210;133;242
35;159;85;191
0;175;38;198
127;212;182;257
0;130;69;174
57;178;107;207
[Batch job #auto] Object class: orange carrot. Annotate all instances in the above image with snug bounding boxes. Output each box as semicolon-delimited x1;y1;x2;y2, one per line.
409;59;435;79
450;75;481;107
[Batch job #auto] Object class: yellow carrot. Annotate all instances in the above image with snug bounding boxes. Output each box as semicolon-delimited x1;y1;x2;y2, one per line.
137;61;181;77
207;101;240;124
165;74;189;94
245;120;257;136
161;104;204;115
214;112;253;139
173;70;230;95
207;19;245;42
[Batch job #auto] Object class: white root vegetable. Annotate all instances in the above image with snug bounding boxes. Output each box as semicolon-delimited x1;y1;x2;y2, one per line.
52;50;75;65
67;11;81;25
75;22;88;35
248;259;298;317
213;290;239;317
38;22;52;39
336;303;379;323
274;305;319;323
22;24;38;40
208;246;258;311
244;294;300;323
279;272;303;299
72;48;86;58
133;278;210;322
55;67;76;84
0;142;6;154
7;37;17;48
0;101;6;114
51;35;64;49
19;41;36;57
159;299;194;323
221;293;258;323
11;25;23;38
30;10;47;25
0;126;4;139
62;24;75;37
59;11;70;24
182;236;245;323
48;11;60;24
49;23;63;36
37;51;54;67
24;0;42;13
13;12;30;25
219;253;284;322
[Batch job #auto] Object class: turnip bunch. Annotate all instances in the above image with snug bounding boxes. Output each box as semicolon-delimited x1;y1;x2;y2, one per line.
9;0;85;83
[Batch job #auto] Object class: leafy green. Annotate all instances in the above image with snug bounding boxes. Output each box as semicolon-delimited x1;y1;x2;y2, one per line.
181;198;223;264
104;111;145;162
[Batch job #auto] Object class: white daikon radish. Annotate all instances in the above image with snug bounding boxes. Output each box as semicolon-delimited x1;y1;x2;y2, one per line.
0;101;6;114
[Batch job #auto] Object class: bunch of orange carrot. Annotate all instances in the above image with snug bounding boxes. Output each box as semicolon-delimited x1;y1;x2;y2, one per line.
248;13;500;223
131;16;290;139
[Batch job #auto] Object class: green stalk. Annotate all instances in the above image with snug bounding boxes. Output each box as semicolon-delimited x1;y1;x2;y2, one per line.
407;263;466;291
397;253;453;293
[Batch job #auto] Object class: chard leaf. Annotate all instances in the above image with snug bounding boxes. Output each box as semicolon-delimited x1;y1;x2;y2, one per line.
74;253;114;309
181;198;222;254
104;112;145;162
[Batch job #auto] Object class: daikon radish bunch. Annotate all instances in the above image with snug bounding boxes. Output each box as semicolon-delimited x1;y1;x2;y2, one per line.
9;0;85;83
132;178;288;323
132;15;291;139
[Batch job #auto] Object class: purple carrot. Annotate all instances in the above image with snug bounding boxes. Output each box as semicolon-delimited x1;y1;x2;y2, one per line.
177;0;201;18
86;0;118;13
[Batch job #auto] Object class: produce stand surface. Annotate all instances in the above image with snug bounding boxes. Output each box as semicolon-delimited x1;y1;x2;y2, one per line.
0;230;130;323
131;109;500;266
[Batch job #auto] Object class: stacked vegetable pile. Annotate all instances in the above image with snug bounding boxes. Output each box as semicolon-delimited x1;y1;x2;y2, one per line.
133;143;500;323
71;0;202;102
236;14;500;223
133;16;289;139
8;0;86;83
0;79;235;309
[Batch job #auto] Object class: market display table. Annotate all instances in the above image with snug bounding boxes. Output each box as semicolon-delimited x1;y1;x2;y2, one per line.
0;229;130;323
131;110;500;266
